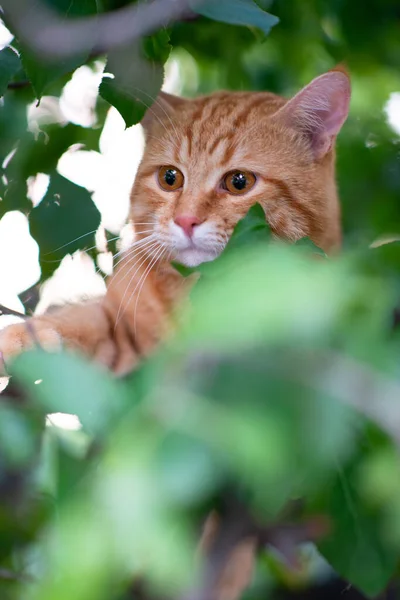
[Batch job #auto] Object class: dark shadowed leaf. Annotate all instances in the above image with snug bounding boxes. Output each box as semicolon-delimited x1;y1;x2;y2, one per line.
0;179;31;218
29;171;101;278
0;46;21;97
99;30;171;128
227;202;271;250
18;123;102;178
317;466;397;597
20;50;89;100
190;0;279;35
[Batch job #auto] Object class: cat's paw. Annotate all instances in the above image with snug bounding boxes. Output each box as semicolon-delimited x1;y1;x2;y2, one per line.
0;321;62;375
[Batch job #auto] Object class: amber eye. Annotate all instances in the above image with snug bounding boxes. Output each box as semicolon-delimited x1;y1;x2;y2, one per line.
158;166;184;191
223;170;256;195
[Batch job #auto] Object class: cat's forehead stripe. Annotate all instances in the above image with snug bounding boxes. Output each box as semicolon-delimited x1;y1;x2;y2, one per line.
176;94;285;166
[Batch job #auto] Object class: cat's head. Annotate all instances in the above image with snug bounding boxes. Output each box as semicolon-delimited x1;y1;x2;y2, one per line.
131;69;350;267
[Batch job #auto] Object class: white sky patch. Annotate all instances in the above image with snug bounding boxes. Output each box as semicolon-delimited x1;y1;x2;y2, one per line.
0;20;13;50
60;62;105;128
46;413;82;430
27;173;50;206
0;212;40;305
385;92;400;135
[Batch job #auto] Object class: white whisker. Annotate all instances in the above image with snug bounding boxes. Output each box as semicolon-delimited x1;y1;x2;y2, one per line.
132;245;167;336
42;228;102;255
96;234;157;277
113;242;161;329
112;235;157;270
108;240;159;288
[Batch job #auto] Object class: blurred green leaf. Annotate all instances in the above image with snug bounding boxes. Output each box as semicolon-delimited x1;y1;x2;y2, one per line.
0;403;40;467
317;465;398;597
156;432;219;506
184;245;358;352
190;0;279;35
11;351;129;436
100;31;171;128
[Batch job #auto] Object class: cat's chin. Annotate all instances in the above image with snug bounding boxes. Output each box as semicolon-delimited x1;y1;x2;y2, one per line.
175;248;218;268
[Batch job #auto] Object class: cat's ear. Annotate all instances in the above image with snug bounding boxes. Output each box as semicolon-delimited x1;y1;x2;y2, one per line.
141;91;187;131
275;69;351;159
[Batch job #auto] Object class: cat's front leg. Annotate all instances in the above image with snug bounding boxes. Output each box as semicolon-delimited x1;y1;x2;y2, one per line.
0;320;62;375
0;301;137;377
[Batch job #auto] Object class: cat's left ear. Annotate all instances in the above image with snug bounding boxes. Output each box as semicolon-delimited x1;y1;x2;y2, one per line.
275;69;351;159
141;91;187;131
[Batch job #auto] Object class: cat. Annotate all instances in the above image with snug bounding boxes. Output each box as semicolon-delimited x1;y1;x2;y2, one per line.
0;68;350;377
0;68;351;599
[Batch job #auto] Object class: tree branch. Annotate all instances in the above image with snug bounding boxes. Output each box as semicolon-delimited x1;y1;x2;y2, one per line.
1;0;197;61
0;304;26;319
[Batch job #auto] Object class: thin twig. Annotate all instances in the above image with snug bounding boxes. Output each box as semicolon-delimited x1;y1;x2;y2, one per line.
1;0;197;61
0;304;27;319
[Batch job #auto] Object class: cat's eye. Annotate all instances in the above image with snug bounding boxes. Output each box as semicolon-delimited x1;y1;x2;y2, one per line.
223;170;256;195
158;166;184;191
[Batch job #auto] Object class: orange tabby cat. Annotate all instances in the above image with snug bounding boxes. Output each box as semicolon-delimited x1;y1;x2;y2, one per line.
0;69;350;376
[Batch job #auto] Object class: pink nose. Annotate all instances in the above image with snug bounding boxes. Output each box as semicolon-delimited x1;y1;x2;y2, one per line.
174;215;202;237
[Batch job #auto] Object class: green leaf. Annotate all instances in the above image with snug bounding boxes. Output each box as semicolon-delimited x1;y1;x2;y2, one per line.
29;171;101;278
20;50;89;100
44;0;98;15
11;351;129;436
293;236;326;257
0;403;41;467
99;30;171;128
0;46;21;97
18;123;102;178
227;202;271;250
0;179;31;218
189;0;279;35
317;466;397;597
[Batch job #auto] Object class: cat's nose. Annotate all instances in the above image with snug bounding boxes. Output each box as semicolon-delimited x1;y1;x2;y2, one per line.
174;215;202;238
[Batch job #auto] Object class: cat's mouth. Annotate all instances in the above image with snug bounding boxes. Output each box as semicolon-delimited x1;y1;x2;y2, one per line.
175;248;219;267
156;222;225;267
173;242;223;267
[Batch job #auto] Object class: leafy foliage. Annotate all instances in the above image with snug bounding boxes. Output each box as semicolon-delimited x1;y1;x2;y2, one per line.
100;31;171;128
1;0;400;599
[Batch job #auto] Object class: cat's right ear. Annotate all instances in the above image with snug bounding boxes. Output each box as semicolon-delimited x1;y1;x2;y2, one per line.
141;91;186;131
